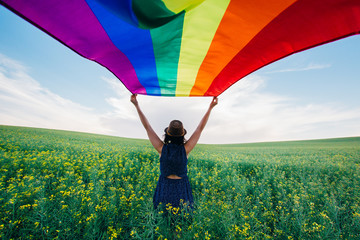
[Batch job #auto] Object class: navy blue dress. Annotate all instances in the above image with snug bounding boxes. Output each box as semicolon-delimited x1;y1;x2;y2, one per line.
153;143;194;209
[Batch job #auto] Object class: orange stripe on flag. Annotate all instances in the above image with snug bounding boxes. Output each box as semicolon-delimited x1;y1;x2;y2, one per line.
190;0;296;96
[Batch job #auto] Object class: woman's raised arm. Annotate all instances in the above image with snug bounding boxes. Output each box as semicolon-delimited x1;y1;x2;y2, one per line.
131;94;163;153
185;97;218;155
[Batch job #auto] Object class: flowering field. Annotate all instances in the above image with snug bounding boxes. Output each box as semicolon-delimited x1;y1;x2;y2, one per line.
1;125;359;239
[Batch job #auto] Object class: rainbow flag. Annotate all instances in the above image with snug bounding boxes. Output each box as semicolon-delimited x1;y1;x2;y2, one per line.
1;0;359;96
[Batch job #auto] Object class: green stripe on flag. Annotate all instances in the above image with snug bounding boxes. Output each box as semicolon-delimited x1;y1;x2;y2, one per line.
150;12;185;96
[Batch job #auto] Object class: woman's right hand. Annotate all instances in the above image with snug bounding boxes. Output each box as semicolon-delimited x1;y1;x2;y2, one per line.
130;94;138;106
210;96;218;109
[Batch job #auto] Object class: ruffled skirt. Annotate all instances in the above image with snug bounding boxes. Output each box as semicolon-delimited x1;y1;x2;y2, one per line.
153;175;194;209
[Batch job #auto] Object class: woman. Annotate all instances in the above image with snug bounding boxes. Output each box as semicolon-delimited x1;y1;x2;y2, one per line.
130;94;218;210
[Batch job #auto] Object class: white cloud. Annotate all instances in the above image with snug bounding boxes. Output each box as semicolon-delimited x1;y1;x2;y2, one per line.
0;53;111;134
266;63;331;73
100;77;213;139
100;75;360;144
1;53;359;144
204;76;360;143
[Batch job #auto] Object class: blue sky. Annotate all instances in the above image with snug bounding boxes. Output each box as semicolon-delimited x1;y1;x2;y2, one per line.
1;5;359;144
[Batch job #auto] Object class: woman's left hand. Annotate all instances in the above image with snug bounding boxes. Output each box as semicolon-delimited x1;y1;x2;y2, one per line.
130;94;138;106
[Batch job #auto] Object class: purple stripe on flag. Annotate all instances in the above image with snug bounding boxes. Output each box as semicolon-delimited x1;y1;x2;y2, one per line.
1;0;146;94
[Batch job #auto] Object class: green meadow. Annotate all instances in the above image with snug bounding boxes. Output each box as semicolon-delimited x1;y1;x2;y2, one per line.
1;125;359;239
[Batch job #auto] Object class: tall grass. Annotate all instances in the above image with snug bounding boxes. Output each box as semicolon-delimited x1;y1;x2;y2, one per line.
1;125;359;239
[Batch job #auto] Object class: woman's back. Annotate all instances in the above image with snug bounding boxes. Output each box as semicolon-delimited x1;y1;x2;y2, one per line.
160;143;188;179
